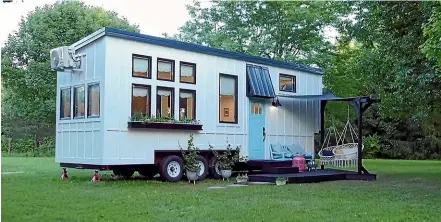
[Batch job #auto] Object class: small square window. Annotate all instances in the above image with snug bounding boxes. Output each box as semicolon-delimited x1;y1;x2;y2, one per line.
60;87;71;119
179;89;196;120
87;83;100;117
157;58;175;81
180;62;196;84
132;54;151;78
73;85;85;118
279;74;296;92
157;87;174;119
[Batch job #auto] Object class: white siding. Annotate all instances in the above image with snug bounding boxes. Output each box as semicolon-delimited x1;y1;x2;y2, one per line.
56;34;323;165
55;38;105;165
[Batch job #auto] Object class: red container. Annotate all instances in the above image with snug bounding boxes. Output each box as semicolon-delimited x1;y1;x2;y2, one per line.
292;154;306;172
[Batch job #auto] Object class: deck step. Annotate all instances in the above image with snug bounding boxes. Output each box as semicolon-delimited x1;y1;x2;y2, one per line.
262;166;299;174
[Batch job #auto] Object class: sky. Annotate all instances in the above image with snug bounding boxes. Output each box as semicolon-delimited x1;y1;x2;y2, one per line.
0;0;199;46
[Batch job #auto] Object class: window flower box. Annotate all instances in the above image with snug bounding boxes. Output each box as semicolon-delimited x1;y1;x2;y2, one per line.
128;115;202;130
128;121;203;130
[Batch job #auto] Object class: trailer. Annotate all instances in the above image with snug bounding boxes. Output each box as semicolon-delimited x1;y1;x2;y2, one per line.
52;27;324;182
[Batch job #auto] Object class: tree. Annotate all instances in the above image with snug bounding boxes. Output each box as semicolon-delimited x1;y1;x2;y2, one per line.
172;0;351;68
1;1;139;144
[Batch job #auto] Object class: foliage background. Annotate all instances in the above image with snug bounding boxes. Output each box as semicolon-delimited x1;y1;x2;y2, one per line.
2;1;441;159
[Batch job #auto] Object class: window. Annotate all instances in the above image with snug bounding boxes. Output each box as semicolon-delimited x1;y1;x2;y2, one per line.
73;85;85;118
180;62;196;84
132;54;151;78
157;58;174;81
251;103;262;115
157;87;174;118
60;87;71;119
87;83;100;117
179;89;196;120
219;74;238;123
132;84;151;117
279;74;296;92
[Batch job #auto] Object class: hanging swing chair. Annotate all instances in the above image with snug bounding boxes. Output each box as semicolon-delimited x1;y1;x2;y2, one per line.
318;123;340;166
318;106;364;168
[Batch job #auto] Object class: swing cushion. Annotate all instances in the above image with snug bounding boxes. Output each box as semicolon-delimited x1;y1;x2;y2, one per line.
322;150;334;156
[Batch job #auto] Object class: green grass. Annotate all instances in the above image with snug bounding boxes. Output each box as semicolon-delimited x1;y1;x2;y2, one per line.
2;158;441;221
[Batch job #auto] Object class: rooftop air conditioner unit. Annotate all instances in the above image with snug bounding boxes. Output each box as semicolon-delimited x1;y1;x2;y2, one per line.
50;46;79;71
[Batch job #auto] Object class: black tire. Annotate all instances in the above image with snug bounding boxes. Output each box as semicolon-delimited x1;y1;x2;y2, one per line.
137;165;158;179
159;155;184;182
208;156;222;179
113;166;135;179
195;155;208;181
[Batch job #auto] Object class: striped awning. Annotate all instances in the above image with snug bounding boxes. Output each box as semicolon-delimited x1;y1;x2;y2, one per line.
246;64;276;98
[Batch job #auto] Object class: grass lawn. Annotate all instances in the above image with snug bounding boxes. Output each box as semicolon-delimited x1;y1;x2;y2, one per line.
2;158;441;221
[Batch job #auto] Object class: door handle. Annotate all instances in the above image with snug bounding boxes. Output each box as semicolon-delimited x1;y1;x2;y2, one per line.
263;127;266;142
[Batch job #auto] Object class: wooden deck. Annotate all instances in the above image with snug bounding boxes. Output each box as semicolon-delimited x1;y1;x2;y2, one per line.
248;169;376;184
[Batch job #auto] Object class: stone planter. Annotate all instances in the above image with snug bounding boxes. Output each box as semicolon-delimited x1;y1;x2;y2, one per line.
186;170;199;184
236;177;248;184
221;170;232;180
275;179;287;186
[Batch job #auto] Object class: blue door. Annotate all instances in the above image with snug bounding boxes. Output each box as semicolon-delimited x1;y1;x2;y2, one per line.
249;99;266;160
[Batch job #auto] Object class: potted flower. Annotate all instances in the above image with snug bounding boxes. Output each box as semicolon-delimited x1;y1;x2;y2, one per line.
210;142;241;180
236;174;249;184
275;177;287;186
180;134;200;184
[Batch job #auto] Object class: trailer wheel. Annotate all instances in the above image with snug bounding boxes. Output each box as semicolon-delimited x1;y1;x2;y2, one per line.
159;155;184;182
195;155;208;181
113;167;135;179
208;156;222;179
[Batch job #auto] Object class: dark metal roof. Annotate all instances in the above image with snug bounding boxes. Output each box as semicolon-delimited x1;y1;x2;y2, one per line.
246;64;276;98
103;27;324;75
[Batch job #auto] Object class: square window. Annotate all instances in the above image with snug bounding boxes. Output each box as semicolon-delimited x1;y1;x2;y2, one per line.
87;83;100;117
132;84;151;117
219;74;238;123
179;89;196;120
180;62;196;84
73;85;85;118
157;58;174;81
279;74;296;92
157;87;174;119
60;87;71;119
132;54;151;78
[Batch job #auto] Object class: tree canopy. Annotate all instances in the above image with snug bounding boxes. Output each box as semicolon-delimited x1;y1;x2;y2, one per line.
1;1;138;144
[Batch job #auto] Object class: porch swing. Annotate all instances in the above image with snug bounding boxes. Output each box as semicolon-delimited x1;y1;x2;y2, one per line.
318;106;363;168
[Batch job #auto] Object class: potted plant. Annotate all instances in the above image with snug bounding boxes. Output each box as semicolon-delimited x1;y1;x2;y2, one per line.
235;174;249;184
210;142;241;181
275;177;287;186
180;134;200;184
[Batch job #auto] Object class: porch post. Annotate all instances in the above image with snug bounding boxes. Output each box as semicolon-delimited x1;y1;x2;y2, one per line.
356;99;363;174
320;100;327;145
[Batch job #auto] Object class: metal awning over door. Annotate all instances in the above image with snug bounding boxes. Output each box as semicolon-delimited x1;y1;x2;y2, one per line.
246;64;276;98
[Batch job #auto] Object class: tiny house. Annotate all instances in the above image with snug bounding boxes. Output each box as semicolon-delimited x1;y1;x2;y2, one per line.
53;27;324;182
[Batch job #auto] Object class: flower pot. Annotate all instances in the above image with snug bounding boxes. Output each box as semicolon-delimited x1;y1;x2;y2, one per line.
275;180;287;186
221;170;232;179
186;170;199;182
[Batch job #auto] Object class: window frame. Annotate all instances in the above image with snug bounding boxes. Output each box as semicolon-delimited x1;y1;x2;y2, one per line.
279;73;296;93
132;54;152;79
156;86;175;119
179;61;196;84
73;85;86;119
219;73;238;124
60;87;72;120
87;82;100;118
179;88;196;120
157;58;175;82
131;84;152;117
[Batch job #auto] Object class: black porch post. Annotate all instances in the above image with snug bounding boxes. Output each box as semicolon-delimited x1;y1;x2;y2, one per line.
320;100;327;145
356;99;363;174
